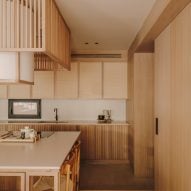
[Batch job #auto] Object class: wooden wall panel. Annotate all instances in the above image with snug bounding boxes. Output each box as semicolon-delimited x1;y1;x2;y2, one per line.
134;53;154;177
154;3;191;191
127;55;134;169
170;4;191;190
154;25;171;191
0;85;7;99
8;85;31;99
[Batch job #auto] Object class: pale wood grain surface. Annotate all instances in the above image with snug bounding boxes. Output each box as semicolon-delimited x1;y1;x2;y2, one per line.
55;62;78;99
79;62;102;99
0;85;7;99
134;53;154;178
32;71;54;99
8;85;31;99
103;62;127;99
154;24;171;191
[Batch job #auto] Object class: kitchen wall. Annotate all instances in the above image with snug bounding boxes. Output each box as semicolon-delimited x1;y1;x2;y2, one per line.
0;99;126;121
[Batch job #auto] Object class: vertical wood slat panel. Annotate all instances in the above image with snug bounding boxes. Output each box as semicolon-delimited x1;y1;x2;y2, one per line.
11;0;15;48
16;0;20;48
2;0;7;48
34;0;37;48
0;124;128;160
0;0;69;69
25;0;28;48
7;0;11;48
41;0;45;49
20;0;23;48
0;0;3;48
38;0;41;48
29;0;33;48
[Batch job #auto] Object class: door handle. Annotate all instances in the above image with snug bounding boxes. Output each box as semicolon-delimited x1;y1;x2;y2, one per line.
156;118;159;135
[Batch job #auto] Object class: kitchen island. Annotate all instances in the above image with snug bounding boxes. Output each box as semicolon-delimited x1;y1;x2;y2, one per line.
0;132;80;191
0;121;129;161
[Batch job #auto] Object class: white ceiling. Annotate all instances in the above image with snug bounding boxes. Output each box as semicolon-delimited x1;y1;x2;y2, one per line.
55;0;156;50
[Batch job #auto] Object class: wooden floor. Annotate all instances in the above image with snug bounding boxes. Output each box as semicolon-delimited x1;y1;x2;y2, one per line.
79;161;154;190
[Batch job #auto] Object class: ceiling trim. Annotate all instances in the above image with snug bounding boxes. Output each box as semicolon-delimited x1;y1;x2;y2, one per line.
128;0;191;54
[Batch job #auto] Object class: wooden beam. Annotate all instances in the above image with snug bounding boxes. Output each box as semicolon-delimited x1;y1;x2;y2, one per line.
129;0;191;54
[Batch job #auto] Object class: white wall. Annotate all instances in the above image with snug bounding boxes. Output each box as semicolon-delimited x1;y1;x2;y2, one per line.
0;99;126;121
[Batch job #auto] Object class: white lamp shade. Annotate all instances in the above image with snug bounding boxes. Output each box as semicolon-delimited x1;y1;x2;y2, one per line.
0;52;18;82
0;52;34;84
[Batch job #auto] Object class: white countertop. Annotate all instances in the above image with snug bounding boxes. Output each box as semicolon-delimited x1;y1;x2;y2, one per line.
0;120;129;125
0;132;80;171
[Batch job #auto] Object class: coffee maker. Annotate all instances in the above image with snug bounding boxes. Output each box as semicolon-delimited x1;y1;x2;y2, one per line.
103;110;112;123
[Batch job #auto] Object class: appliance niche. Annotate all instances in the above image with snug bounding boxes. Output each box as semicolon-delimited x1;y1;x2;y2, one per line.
8;99;41;119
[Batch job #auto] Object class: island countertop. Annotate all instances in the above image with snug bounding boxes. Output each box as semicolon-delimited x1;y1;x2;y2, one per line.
0;132;80;171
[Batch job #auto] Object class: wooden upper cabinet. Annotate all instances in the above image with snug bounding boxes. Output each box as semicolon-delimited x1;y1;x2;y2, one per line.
8;85;31;99
32;71;54;99
103;62;127;99
0;0;70;69
0;85;7;99
55;62;78;99
79;62;102;99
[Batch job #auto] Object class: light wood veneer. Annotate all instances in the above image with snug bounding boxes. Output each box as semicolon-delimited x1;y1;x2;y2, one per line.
134;53;154;178
0;123;129;161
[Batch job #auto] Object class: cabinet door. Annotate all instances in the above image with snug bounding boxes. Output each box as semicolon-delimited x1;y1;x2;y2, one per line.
79;62;102;99
8;85;31;99
0;85;7;99
0;173;25;191
154;25;171;191
55;62;78;99
103;62;127;99
32;71;54;99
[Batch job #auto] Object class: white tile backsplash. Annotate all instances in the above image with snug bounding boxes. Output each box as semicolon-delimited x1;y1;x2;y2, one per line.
0;99;126;121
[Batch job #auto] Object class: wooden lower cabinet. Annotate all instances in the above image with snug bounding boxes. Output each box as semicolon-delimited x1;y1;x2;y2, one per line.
0;124;128;161
73;125;128;161
0;173;25;191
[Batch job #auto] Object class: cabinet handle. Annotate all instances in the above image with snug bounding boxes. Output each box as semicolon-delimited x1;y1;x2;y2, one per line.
156;118;159;135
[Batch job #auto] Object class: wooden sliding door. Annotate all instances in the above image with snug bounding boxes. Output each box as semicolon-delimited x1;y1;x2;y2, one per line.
154;3;191;191
154;25;171;191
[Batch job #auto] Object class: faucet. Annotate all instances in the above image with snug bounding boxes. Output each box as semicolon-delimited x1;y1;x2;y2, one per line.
54;108;58;121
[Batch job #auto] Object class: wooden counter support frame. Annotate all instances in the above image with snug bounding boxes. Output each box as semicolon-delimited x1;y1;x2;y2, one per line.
0;0;71;69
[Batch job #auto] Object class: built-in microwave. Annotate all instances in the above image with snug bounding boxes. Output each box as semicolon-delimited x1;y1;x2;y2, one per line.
8;99;41;119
